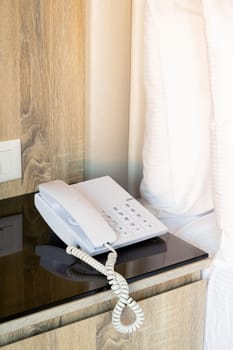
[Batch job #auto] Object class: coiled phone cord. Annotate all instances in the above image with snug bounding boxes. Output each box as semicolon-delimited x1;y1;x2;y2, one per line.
65;266;106;282
66;245;144;334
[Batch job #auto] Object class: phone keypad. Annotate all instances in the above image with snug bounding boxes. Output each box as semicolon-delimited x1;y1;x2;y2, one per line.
102;201;155;238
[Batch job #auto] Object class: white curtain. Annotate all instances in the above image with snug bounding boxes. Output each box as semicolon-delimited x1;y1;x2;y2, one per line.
203;0;233;263
127;0;146;197
128;0;233;348
129;0;233;260
140;0;213;218
202;1;233;349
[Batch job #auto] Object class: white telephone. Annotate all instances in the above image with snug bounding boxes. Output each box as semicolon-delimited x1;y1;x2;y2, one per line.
34;176;168;334
35;176;167;255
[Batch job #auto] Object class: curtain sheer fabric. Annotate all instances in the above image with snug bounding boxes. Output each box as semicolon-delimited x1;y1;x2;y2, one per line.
127;0;146;197
202;2;233;349
137;0;233;261
203;0;233;263
134;0;233;349
140;0;213;217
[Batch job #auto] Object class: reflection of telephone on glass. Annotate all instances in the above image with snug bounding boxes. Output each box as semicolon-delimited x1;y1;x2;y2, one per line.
34;176;167;333
36;245;106;283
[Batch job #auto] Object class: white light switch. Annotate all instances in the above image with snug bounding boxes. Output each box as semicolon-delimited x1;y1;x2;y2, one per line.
0;139;22;183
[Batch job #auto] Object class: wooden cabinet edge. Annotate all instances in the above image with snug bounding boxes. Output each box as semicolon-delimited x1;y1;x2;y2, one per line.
0;280;207;350
0;258;211;347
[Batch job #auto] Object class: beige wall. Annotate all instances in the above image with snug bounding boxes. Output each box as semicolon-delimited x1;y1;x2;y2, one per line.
0;0;85;200
85;0;146;195
84;0;132;189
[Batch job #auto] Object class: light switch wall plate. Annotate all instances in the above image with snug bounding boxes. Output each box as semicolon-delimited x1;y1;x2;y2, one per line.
0;139;22;183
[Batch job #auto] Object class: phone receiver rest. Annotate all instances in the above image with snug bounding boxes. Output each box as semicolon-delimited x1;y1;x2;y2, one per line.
35;180;117;254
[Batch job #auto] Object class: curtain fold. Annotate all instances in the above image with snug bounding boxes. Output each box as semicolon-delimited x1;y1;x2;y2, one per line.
203;0;233;263
127;0;146;197
202;2;233;348
129;0;233;262
134;1;233;349
140;0;213;217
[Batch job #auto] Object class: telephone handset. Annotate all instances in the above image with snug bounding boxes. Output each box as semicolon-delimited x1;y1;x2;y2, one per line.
35;179;117;254
34;176;168;334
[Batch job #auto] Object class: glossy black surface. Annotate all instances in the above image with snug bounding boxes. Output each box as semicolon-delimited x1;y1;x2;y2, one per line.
0;193;208;323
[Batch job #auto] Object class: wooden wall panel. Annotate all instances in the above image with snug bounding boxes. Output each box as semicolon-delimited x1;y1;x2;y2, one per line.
1;281;206;350
0;0;85;200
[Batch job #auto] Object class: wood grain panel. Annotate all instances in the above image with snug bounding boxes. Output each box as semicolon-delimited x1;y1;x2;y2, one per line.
1;318;95;350
96;281;206;350
1;281;206;350
0;0;85;200
19;0;51;191
0;258;211;347
49;0;85;184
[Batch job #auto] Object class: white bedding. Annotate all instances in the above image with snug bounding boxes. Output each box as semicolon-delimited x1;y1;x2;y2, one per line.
162;211;221;257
